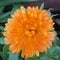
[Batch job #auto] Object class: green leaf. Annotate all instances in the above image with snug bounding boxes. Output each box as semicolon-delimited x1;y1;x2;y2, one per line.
2;45;8;60
0;26;4;30
40;56;54;60
28;52;45;60
0;37;4;45
47;8;54;12
52;46;60;56
0;6;5;15
51;14;58;17
53;37;60;46
40;3;44;10
28;57;38;60
47;11;51;16
0;0;5;2
0;32;3;37
0;51;3;56
11;4;22;13
28;56;40;60
0;15;10;23
0;45;3;51
0;12;11;20
47;46;60;60
47;8;54;16
9;52;19;60
0;0;37;6
0;4;22;23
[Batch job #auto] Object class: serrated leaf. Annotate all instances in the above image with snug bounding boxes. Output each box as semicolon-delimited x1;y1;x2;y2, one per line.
40;3;44;10
0;0;37;6
9;53;19;60
2;45;8;60
0;37;4;45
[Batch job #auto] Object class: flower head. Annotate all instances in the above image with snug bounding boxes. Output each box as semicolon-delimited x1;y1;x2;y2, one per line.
3;6;56;57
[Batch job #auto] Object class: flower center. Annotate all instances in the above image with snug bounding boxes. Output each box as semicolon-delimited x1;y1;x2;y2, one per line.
25;30;35;37
24;20;37;37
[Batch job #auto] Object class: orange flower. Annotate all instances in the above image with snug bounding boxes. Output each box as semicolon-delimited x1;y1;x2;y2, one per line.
3;6;56;57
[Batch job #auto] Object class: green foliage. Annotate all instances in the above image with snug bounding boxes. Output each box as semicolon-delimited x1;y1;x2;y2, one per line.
0;0;37;6
0;38;4;45
2;45;8;60
0;0;36;23
0;4;21;23
40;3;44;10
9;52;19;60
0;26;4;30
0;1;60;60
53;37;60;46
0;6;5;15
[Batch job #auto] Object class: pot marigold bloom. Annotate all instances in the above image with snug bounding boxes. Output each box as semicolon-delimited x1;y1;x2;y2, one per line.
3;6;56;57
